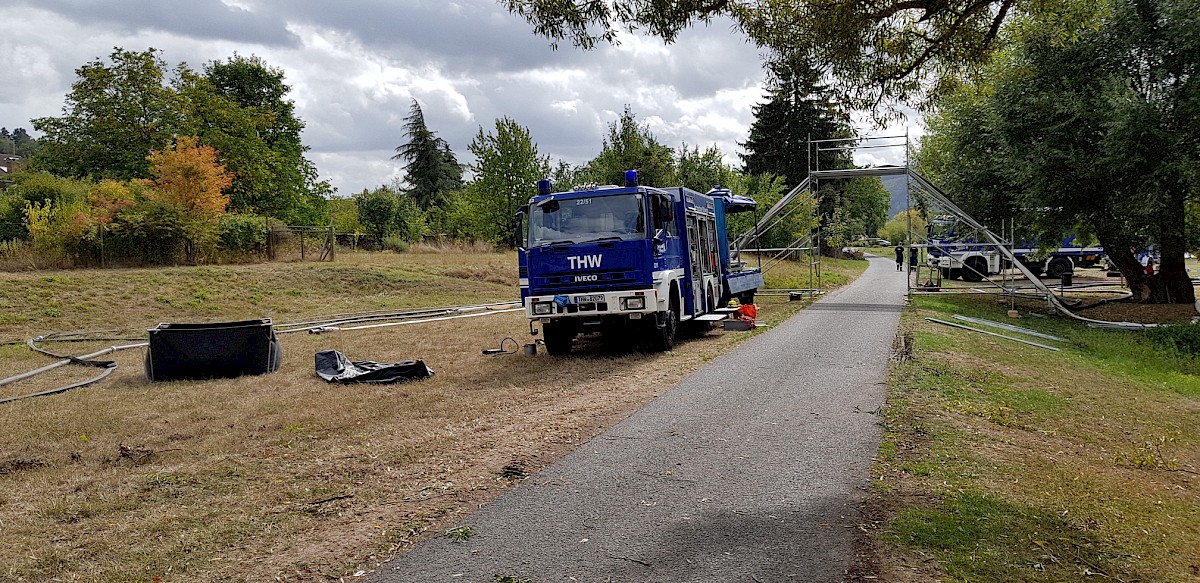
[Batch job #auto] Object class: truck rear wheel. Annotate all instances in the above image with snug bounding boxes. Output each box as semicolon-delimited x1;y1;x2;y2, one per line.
541;321;575;356
1045;256;1074;279
961;257;987;282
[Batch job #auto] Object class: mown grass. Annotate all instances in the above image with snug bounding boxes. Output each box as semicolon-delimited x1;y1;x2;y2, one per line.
869;292;1200;582
0;249;867;582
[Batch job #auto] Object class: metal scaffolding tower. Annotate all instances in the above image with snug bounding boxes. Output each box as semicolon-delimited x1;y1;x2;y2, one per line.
730;133;1151;329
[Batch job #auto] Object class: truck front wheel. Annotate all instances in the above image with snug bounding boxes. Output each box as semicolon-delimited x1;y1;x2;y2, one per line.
541;321;575;356
647;292;679;353
647;309;677;352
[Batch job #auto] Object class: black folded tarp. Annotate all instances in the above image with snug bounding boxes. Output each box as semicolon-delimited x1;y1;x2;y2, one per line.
146;319;281;381
314;350;434;384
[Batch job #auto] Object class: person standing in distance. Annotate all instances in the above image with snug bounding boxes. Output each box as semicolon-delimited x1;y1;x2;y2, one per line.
894;244;904;271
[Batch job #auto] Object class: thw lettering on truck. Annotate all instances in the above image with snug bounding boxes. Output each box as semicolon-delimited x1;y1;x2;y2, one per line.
568;255;603;269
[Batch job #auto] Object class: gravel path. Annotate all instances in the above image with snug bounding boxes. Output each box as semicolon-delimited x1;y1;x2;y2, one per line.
369;256;907;582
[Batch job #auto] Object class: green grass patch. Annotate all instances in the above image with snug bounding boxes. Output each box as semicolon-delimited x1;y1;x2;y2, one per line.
888;491;1129;580
872;292;1200;581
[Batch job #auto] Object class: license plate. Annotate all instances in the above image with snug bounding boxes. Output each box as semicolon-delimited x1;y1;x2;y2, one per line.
574;294;604;304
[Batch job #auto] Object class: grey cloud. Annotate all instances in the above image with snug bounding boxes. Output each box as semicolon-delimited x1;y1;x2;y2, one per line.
26;0;298;46
265;0;597;74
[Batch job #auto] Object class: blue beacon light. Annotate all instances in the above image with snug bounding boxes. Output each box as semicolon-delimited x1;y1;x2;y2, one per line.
537;178;552;196
624;170;638;187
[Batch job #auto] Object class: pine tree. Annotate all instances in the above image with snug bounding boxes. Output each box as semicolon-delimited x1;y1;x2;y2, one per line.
393;100;463;210
740;58;853;189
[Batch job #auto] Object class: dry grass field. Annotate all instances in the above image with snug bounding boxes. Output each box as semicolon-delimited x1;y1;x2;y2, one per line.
0;248;866;582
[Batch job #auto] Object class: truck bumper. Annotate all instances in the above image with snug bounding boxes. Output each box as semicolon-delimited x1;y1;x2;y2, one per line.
525;288;657;321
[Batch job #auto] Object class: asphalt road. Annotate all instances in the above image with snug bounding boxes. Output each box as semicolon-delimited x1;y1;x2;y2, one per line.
369;256;907;582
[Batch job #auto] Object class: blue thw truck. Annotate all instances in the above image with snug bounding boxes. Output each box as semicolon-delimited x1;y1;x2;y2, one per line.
516;171;763;355
925;215;1105;282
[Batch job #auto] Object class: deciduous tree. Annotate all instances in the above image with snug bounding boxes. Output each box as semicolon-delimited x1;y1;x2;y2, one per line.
32;48;179;180
676;144;733;193
919;0;1198;303
468;117;550;247
143;136;233;215
201;55;330;224
585;106;675;187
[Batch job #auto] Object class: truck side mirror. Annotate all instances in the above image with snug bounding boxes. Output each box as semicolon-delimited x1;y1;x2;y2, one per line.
652;195;672;228
514;207;527;251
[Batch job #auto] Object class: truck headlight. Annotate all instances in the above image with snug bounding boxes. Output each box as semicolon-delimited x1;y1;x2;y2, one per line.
621;296;645;310
532;302;554;315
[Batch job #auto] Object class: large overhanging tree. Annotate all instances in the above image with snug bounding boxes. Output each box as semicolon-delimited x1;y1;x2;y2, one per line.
920;0;1198;304
500;0;1100;111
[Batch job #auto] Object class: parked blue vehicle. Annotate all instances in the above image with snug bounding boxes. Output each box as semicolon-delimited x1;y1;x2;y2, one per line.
925;215;1105;282
517;171;763;355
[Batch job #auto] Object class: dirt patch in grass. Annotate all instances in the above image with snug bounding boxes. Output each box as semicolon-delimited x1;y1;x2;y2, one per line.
0;250;863;582
0;457;49;475
1078;298;1197;324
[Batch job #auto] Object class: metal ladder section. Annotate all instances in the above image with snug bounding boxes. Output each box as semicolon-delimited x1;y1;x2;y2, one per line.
728;176;823;292
730;176;813;254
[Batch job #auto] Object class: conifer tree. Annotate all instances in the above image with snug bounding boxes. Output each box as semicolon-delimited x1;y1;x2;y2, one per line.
740;58;852;189
392;100;463;210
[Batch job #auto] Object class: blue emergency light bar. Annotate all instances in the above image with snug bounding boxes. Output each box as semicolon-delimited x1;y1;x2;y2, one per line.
624;170;638;187
537;178;552;195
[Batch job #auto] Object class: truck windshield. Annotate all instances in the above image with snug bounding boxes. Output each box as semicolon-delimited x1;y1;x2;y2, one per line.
530;193;646;247
927;216;959;240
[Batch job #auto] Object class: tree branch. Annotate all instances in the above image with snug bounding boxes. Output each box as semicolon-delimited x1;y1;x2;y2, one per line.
868;1;937;21
986;0;1015;43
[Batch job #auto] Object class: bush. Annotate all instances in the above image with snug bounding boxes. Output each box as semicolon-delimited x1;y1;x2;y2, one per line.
218;213;269;254
107;201;186;264
1144;324;1200;359
382;235;409;252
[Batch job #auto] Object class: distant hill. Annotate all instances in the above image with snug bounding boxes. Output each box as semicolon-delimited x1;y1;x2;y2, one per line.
882;175;908;219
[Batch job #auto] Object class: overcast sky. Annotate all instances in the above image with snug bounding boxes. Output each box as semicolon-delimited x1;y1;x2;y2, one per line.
3;0;920;195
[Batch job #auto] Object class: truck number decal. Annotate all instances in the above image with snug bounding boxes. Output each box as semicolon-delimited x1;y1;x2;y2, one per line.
568;255;603;269
576;198;591;205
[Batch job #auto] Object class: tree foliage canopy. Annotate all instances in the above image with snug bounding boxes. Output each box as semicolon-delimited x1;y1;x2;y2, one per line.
584;106;675;187
501;0;1100;110
468;117;550;247
184;55;329;224
142;135;233;216
33;48;178;180
30;48;330;225
740;57;852;187
0;128;38;157
676;144;733;193
919;0;1199;303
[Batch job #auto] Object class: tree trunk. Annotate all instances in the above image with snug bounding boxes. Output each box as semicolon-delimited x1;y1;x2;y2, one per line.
1154;196;1196;304
1099;235;1195;305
